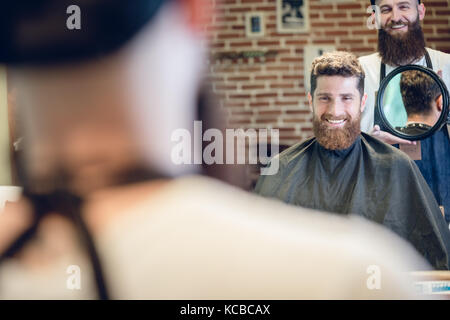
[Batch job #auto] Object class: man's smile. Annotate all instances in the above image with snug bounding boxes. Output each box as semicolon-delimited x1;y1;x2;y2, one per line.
387;22;408;33
324;118;347;128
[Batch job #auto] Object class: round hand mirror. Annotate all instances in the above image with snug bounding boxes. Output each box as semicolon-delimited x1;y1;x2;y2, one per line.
376;65;449;141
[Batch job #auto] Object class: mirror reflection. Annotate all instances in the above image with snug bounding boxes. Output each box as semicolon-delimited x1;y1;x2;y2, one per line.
381;69;443;136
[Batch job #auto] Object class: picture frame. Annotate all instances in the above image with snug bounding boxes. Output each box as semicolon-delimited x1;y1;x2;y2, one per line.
245;12;265;38
303;45;336;92
277;0;310;34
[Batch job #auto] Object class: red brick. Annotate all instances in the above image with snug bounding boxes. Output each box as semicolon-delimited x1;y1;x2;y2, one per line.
338;21;364;27
436;28;450;34
229;119;252;125
351;12;369;18
286;110;310;114
255;93;278;99
270;83;295;89
242;85;265;90
255;75;278;81
215;16;237;22
229;94;251;99
423;19;449;25
231;110;253;116
229;7;252;13
258;118;279;123
283;92;306;98
340;39;365;44
311;22;336;28
274;101;299;106
266;66;290;72
284;118;307;123
257;40;281;46
255;6;276;11
426;37;450;42
286;40;308;45
258;110;283;116
277;128;297;133
228;76;250;81
218;33;242;39
310;5;333;10
226;102;246;108
324;13;348;19
250;101;270;107
210;42;226;48
337;4;362;10
282;75;301;80
241;0;264;3
230;42;253;48
435;10;450;16
215;84;237;90
312;39;337;44
426;1;449;7
324;30;349;36
280;57;302;63
352;30;377;35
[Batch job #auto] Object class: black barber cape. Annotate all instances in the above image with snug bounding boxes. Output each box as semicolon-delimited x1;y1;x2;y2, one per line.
255;132;450;270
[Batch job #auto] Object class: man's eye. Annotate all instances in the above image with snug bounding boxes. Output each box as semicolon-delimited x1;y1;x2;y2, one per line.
381;8;390;13
343;97;353;101
319;97;329;101
399;5;409;10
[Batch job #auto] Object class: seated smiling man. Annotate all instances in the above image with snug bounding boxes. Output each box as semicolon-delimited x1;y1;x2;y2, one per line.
256;51;450;270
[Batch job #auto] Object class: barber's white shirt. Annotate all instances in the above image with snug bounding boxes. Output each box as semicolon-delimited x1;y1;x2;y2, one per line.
358;48;450;133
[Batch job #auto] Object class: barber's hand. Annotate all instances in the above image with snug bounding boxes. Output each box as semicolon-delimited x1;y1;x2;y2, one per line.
370;125;416;145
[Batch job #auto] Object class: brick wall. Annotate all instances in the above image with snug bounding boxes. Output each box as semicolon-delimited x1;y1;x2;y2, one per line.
206;0;450;145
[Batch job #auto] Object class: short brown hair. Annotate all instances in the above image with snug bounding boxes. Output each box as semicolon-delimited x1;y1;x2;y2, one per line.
400;70;441;116
310;51;365;98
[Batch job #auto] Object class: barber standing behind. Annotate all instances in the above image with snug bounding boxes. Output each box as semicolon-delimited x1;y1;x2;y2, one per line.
359;0;450;223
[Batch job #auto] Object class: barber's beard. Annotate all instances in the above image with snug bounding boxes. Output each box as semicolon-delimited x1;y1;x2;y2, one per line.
313;112;361;150
378;17;427;66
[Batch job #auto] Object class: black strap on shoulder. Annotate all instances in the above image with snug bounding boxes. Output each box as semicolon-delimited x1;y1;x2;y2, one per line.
425;50;433;69
0;165;169;300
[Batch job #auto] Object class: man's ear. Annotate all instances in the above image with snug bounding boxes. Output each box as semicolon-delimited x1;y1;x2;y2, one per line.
308;92;313;113
181;0;212;33
418;3;426;20
360;93;368;113
436;95;443;112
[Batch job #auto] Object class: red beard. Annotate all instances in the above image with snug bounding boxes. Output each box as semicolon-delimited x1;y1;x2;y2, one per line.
313;112;361;150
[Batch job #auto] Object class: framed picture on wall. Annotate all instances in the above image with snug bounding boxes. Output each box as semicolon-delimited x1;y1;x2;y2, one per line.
277;0;310;33
245;12;265;38
303;45;336;92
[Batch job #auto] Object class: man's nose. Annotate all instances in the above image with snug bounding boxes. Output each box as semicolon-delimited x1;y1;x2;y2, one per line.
327;101;345;117
391;8;402;23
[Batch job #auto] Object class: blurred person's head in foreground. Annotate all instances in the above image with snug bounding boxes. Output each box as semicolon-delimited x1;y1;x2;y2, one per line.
309;51;367;150
6;0;211;196
0;0;212;298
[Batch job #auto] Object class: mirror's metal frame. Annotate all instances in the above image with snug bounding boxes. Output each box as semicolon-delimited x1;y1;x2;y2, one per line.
376;65;449;141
